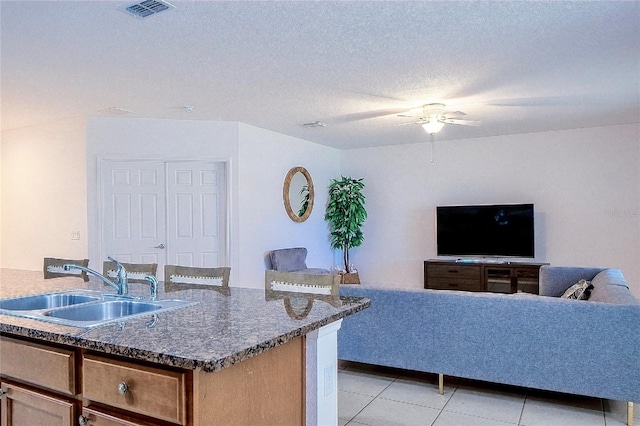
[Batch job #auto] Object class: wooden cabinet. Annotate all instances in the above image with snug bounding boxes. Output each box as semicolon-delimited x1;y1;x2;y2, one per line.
424;260;547;294
1;335;305;426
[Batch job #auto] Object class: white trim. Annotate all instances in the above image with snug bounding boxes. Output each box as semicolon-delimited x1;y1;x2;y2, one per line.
305;319;343;426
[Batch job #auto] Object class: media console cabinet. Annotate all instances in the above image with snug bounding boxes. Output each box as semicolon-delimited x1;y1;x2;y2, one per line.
424;259;548;294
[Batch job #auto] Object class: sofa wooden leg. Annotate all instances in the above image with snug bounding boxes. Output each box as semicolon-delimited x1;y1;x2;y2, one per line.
628;401;633;426
438;374;444;395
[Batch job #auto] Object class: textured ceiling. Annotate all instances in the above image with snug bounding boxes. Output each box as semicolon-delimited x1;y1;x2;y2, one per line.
1;1;639;149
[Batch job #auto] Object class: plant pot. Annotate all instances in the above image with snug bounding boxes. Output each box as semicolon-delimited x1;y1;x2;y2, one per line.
340;272;360;284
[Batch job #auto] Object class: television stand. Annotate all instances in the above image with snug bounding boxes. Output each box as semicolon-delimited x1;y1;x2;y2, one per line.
424;259;548;294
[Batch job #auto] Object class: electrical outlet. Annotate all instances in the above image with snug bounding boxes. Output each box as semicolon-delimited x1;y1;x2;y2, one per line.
323;364;334;397
71;231;80;240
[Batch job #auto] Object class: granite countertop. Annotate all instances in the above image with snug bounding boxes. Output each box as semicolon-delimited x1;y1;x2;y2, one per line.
0;269;370;372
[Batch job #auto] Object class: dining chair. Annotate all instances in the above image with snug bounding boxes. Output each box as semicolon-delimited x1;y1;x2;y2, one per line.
164;265;231;288
103;261;158;284
43;257;90;281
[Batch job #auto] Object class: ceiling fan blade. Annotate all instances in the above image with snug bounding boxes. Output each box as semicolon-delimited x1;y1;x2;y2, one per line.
442;110;467;117
331;108;408;123
482;95;589;107
441;118;481;126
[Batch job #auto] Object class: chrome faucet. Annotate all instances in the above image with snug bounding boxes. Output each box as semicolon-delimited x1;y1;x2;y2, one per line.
143;274;159;300
63;256;128;296
107;256;129;296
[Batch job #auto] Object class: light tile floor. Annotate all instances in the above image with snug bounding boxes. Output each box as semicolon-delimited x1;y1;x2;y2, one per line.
338;361;637;426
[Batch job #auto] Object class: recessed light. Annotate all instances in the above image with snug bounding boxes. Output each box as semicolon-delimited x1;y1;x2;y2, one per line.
301;121;327;128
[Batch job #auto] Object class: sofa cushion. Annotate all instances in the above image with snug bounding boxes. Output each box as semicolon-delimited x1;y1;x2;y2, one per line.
561;279;594;300
590;284;640;304
588;269;640;304
269;248;308;272
591;268;628;288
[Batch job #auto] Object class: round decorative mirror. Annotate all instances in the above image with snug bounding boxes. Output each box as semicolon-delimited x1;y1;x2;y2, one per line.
283;166;314;222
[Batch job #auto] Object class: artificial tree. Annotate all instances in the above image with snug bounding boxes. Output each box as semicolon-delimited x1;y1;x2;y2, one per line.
324;176;367;273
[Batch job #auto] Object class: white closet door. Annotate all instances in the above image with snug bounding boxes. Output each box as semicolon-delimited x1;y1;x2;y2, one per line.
165;161;227;268
101;160;167;267
101;159;228;280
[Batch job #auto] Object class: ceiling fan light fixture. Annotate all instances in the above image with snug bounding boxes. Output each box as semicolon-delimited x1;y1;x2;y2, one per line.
422;120;445;135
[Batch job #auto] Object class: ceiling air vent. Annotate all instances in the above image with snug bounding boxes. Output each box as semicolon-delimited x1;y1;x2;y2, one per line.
121;0;174;19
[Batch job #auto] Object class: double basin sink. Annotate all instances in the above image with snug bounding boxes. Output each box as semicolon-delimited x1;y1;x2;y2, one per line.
0;289;196;328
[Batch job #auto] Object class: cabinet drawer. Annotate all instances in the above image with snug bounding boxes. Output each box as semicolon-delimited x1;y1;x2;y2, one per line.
428;264;482;279
0;336;76;395
82;354;187;425
426;278;483;292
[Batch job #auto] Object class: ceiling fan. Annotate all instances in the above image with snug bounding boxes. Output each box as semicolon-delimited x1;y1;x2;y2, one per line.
398;103;480;134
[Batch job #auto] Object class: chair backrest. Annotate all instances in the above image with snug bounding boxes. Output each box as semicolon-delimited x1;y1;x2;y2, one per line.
164;265;231;287
268;247;308;272
265;269;340;297
264;270;342;317
103;261;158;284
43;257;90;281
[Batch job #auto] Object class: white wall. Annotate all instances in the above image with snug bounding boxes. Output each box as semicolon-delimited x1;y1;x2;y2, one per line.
340;124;640;297
237;123;341;287
85;117;241;281
1;118;88;269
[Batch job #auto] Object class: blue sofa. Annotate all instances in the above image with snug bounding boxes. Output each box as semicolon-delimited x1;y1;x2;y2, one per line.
339;266;640;423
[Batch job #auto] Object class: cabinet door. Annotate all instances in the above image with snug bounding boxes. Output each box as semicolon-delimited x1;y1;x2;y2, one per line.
1;382;75;426
79;407;158;426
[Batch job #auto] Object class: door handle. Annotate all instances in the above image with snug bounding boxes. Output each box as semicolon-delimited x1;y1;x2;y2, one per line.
154;243;165;249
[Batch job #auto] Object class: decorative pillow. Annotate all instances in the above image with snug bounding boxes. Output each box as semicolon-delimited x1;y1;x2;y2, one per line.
270;248;308;272
561;279;594;300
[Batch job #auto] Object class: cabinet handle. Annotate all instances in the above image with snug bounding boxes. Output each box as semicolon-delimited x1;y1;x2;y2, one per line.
78;415;89;426
118;381;129;395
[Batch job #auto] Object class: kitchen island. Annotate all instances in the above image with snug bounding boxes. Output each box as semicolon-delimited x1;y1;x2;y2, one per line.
0;269;370;426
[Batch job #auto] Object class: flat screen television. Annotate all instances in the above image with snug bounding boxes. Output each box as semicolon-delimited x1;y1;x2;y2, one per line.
436;203;534;258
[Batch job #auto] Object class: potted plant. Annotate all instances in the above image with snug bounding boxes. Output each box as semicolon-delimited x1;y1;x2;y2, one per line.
325;176;367;283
